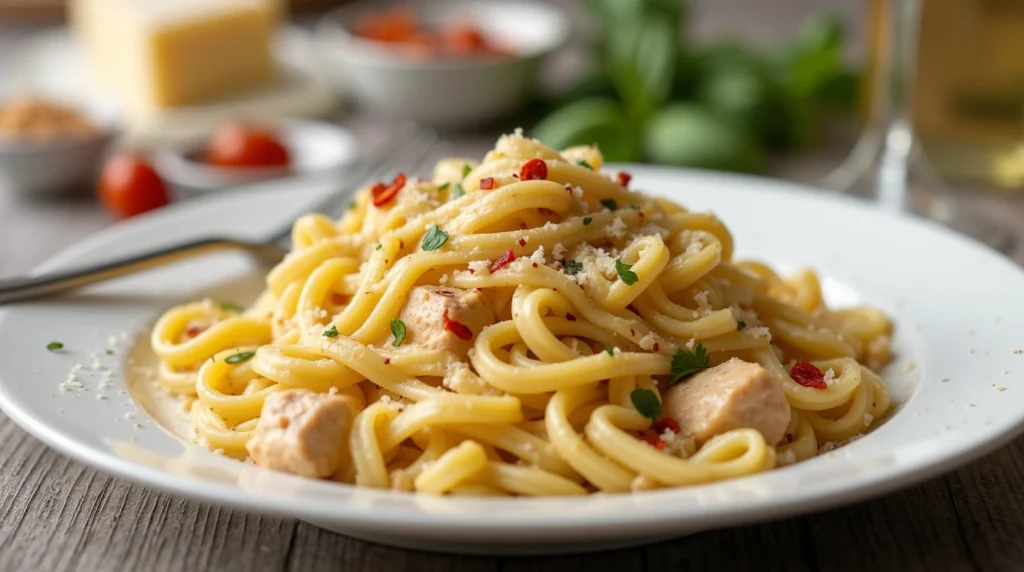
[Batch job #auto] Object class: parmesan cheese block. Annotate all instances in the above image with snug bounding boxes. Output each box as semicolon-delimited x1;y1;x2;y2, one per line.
70;0;282;109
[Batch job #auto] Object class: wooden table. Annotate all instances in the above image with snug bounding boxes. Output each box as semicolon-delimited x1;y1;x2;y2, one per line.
5;7;1024;572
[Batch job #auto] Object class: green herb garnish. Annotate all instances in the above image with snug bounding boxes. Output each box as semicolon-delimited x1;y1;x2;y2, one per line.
563;260;583;275
46;341;64;352
323;325;339;338
615;259;638;285
669;344;710;385
376;243;383;250
604;346;615;356
630;388;662;420
421;225;449;251
348;201;357;211
582;217;592;226
462;164;472;178
437;182;450;192
601;199;618;211
217;301;243;313
629;203;641;210
737;320;746;331
390;318;407;347
576;159;594;170
225;351;256;365
453;183;465;199
105;349;114;355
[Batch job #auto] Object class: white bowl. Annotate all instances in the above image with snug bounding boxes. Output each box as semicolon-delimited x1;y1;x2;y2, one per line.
153;119;359;197
314;0;570;129
0;99;117;197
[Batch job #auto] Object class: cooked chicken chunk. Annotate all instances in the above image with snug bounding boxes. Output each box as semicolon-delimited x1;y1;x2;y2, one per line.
399;286;494;357
247;389;357;478
662;358;790;446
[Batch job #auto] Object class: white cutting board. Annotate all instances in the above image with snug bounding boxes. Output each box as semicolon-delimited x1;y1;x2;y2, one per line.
11;26;340;147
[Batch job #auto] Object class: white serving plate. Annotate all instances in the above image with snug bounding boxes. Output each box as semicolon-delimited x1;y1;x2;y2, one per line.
1;167;1023;555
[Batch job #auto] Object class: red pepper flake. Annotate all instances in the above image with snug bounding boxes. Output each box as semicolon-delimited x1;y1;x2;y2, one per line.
479;177;496;190
790;361;827;390
517;238;527;247
564;184;572;192
642;430;667;451
566;313;577;322
653;417;680;434
384;358;391;365
469;268;476;274
519;158;548;181
436;290;454;297
185;325;206;339
512;173;520;179
519;223;527;230
653;343;660;352
638;211;645;218
443;309;473;340
630;328;635;337
617;171;632;187
371;173;407;207
531;262;538;268
537;208;557;217
785;433;794;443
489;249;515;273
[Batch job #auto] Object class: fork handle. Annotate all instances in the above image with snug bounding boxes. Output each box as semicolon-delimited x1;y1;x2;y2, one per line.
0;238;280;305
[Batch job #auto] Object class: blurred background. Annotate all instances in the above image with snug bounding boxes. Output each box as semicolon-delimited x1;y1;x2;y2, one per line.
0;0;1022;263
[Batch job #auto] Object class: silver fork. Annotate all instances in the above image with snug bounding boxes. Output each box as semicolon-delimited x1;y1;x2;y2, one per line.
0;128;439;305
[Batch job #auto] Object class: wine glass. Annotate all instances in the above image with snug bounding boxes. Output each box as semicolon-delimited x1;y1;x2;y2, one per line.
822;0;1015;251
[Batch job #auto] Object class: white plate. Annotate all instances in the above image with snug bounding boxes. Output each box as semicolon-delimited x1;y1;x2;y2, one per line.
1;167;1023;555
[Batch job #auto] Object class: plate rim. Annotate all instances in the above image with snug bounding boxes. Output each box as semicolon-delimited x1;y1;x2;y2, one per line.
3;165;1024;541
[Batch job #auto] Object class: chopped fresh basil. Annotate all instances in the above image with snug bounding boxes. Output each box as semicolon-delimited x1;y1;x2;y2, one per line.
390;318;406;347
629;203;641;210
437;182;450;192
453;183;465;199
576;159;594;170
323;325;339;338
669;344;710;385
563;260;583;275
46;341;64;352
422;225;449;251
462;163;472;178
225;351;256;365
737;320;746;331
615;259;638;285
630;388;662;420
582;217;593;226
601;199;618;211
217;301;243;313
604;346;615;356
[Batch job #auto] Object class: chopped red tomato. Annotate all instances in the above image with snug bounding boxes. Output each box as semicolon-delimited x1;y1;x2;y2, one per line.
488;249;515;273
790;361;827;390
643;430;667;451
479;177;496;190
372;173;407;207
617;171;632;187
653;417;680;434
442;309;473;340
519;158;548;181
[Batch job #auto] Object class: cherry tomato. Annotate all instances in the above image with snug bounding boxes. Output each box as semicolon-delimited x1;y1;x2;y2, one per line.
204;123;290;168
97;153;169;219
442;24;487;56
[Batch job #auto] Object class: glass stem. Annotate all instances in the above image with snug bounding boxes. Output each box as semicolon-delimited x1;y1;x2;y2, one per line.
876;0;922;214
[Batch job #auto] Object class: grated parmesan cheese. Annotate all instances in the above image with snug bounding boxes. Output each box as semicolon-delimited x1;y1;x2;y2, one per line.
551;243;567;260
864;413;873;427
529;246;546;265
607;216;628;239
638;333;657;351
468;260;490;274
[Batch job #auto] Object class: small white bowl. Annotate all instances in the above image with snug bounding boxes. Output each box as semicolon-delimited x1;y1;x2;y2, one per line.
154;119;359;196
0;99;116;197
314;0;570;129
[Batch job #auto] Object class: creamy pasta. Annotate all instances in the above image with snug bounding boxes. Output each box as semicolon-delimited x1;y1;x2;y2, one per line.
150;132;893;495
